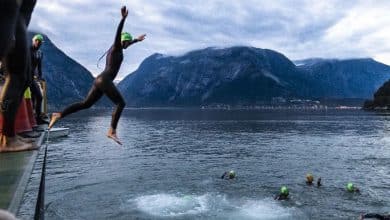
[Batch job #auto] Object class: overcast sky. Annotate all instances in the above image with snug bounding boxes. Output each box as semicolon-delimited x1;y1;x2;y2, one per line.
29;0;390;80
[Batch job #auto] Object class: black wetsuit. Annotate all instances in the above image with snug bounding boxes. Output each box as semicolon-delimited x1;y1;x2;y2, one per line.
362;213;390;220
60;17;138;130
0;62;4;81
221;172;235;179
0;0;20;58
0;0;36;137
275;194;289;200
30;45;43;120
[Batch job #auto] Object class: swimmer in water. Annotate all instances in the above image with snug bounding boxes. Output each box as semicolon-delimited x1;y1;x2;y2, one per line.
317;177;322;187
346;183;360;193
360;213;390;220
306;173;314;185
275;186;289;200
221;170;236;179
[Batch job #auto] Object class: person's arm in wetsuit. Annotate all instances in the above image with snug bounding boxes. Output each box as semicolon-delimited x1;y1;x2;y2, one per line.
20;0;37;27
274;194;283;200
37;52;43;80
361;213;387;220
114;6;128;49
128;34;146;47
0;62;4;81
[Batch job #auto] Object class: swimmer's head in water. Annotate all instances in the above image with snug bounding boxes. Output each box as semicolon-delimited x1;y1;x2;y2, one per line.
306;173;314;183
32;34;44;48
347;183;355;192
280;186;289;196
121;32;132;49
228;170;236;179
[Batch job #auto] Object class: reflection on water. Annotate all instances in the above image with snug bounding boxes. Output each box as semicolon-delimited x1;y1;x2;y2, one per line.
39;109;390;219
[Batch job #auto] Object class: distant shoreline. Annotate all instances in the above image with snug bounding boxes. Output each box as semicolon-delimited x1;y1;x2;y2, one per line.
50;105;363;111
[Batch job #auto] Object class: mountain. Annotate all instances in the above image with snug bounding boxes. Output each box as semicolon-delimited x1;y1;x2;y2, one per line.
363;79;390;109
118;47;314;106
28;32;97;109
297;58;390;99
27;34;390;108
118;46;390;107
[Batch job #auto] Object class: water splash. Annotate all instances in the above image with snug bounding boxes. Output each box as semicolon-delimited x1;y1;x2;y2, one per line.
133;193;212;216
130;193;303;219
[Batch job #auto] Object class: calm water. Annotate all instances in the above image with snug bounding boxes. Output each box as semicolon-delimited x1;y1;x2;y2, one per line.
42;109;389;219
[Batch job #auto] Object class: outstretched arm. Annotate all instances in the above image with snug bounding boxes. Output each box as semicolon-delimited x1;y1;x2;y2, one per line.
360;213;384;220
128;34;146;47
114;6;128;48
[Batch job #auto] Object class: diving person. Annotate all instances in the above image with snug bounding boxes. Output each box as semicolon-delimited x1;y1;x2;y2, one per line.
48;6;146;145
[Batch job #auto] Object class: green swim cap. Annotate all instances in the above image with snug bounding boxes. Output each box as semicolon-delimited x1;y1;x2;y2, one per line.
229;170;236;179
347;183;354;192
280;186;289;196
33;34;44;42
121;32;132;42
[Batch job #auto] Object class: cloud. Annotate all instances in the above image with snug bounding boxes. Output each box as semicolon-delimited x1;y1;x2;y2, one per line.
29;0;390;79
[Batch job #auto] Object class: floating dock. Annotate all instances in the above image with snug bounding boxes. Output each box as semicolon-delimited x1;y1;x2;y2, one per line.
0;127;69;219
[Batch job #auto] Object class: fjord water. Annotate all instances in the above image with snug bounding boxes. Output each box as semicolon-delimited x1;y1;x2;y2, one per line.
43;109;389;219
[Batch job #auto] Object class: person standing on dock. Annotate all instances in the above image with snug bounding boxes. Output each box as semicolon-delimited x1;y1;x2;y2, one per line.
49;6;146;145
0;0;37;152
30;33;48;125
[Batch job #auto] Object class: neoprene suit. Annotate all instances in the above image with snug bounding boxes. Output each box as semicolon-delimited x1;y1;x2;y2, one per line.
361;213;390;220
0;0;36;137
0;0;20;58
30;45;43;120
60;16;138;130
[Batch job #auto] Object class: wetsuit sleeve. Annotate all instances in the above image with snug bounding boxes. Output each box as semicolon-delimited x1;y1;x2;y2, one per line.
0;62;4;77
129;39;140;46
114;18;126;49
362;213;384;220
37;53;43;79
20;0;37;26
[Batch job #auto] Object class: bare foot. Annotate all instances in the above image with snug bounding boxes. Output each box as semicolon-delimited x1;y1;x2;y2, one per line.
48;113;61;129
16;135;35;143
107;129;122;145
0;136;37;153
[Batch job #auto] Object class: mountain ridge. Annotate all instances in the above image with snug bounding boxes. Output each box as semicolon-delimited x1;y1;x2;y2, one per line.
118;46;390;107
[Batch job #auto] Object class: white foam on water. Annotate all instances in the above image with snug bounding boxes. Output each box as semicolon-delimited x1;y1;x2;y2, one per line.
131;193;302;219
235;198;297;219
133;193;212;217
